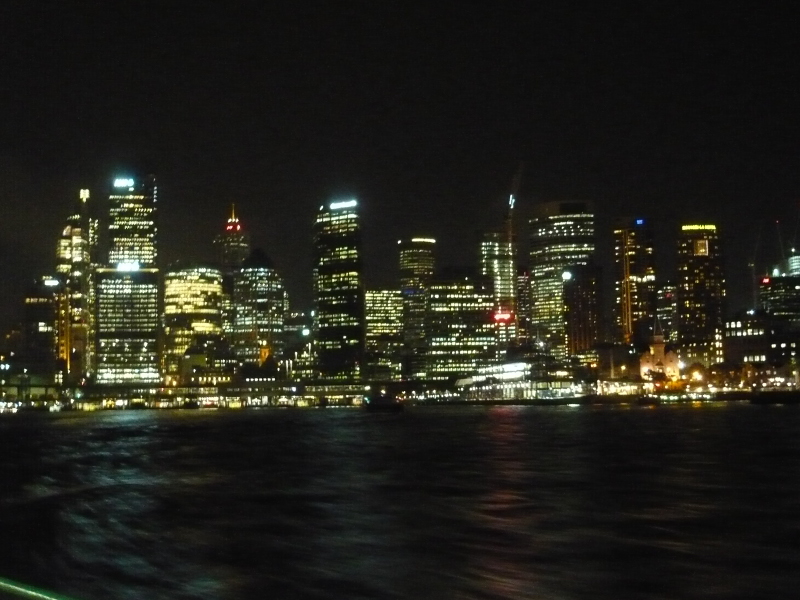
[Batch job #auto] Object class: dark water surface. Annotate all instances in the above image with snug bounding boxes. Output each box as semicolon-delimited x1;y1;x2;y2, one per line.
1;404;800;599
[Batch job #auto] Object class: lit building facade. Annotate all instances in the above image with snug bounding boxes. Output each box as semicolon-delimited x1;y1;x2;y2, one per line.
676;224;725;366
613;217;656;345
232;249;286;366
529;201;595;358
96;175;160;384
312;199;365;380
516;267;532;344
95;267;160;384
656;282;678;343
364;289;403;381
759;275;800;330
398;237;436;378
55;189;99;381
108;176;157;268
163;266;224;383
425;271;495;380
480;230;517;353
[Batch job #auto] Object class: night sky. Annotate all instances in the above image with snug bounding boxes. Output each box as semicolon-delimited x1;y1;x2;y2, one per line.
1;3;798;331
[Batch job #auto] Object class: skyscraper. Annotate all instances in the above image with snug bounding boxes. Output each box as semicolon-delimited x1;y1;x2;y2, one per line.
398;237;435;378
425;270;495;380
55;188;98;381
312;199;364;380
21;276;61;380
214;205;252;341
231;249;286;365
95;265;160;384
613;217;656;345
676;224;726;366
364;288;403;381
562;263;602;356
480;230;517;353
108;176;157;268
529;201;595;358
214;204;251;277
163;266;224;383
96;175;160;384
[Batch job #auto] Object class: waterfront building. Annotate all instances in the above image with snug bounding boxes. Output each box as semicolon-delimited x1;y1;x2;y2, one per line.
529;201;595;358
163;266;224;383
95;266;160;384
562;263;602;356
425;270;495;380
398;237;436;378
613;217;656;345
55;189;99;381
676;224;725;366
639;328;680;382
312;199;365;380
231;249;286;366
724;311;799;366
364;288;403;381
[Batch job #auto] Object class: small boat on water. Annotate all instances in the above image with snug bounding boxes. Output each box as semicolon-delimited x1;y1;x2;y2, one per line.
363;389;404;412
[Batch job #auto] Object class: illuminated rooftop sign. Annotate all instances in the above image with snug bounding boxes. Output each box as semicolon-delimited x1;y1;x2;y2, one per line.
329;199;357;210
681;224;716;231
411;237;436;244
114;178;134;188
43;278;60;287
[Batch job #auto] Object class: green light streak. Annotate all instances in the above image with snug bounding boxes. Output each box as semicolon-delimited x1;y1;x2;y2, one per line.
0;577;77;600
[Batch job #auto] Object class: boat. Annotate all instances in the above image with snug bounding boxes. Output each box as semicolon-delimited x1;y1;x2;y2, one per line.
363;390;404;412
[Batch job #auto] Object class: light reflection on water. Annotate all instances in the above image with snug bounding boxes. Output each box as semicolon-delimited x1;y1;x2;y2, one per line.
0;404;799;599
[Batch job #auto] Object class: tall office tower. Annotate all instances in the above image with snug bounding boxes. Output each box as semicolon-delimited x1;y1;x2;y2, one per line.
213;206;251;339
529;201;595;359
55;189;99;381
95;265;160;384
562;264;602;356
676;224;726;366
613;217;656;346
162;266;224;383
364;289;403;381
108;176;157;268
312;199;365;380
398;237;436;378
759;275;800;330
214;205;251;273
96;175;160;384
515;267;532;344
480;230;517;354
21;276;61;380
656;282;678;343
425;270;495;380
231;249;286;365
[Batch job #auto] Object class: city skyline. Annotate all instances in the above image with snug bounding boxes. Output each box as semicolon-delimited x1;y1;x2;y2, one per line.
2;4;799;331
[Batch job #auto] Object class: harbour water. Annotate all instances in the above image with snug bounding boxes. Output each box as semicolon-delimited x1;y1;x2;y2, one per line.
1;403;799;599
